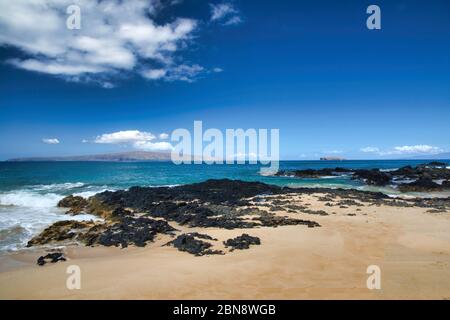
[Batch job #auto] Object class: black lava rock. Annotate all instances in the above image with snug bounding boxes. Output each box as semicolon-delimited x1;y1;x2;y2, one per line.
95;216;177;248
37;252;66;266
223;234;261;251
166;233;223;256
398;177;443;192
352;169;391;186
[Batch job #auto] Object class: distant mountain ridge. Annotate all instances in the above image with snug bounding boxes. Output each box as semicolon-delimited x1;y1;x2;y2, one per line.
409;152;450;160
6;151;172;162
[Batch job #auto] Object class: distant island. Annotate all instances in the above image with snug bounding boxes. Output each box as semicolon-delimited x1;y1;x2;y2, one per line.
320;157;346;161
6;151;171;162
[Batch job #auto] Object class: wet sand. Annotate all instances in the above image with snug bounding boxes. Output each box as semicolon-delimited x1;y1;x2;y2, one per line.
1;194;450;299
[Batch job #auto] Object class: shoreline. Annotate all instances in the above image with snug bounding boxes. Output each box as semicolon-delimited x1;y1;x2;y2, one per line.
1;182;450;299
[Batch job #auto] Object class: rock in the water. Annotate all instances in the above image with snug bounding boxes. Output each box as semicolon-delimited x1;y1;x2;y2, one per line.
275;162;450;192
27;220;94;247
418;161;448;168
398;177;443;192
57;195;89;215
276;168;352;178
352;169;391;186
37;252;66;266
223;234;261;250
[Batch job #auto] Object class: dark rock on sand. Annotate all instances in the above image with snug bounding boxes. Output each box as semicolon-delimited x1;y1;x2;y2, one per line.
95;179;284;211
146;202;259;229
426;208;447;213
92;216;177;248
166;233;223;256
255;214;321;228
27;178;450;255
37;252;66;266
337;199;364;207
301;209;329;216
223;234;261;251
28;217;176;249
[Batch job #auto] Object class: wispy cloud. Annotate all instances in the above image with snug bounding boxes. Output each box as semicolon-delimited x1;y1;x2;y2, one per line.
210;2;242;26
0;0;203;86
360;146;380;153
42;138;60;144
360;145;443;156
142;64;205;82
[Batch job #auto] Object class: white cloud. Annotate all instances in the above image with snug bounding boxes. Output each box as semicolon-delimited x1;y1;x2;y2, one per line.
93;130;173;152
390;145;443;154
133;140;173;151
142;69;167;80
42;138;59;144
213;67;223;73
0;0;201;85
223;15;242;26
141;64;204;82
360;146;380;153
210;3;242;25
360;145;443;156
94;130;155;144
8;58;105;75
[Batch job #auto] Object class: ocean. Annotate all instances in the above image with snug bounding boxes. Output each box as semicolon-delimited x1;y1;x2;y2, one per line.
0;159;448;252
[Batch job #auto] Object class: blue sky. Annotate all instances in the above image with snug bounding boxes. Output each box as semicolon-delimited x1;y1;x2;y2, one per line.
0;0;449;160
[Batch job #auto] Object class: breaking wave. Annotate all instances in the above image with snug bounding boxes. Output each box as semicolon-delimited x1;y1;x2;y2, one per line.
0;182;107;253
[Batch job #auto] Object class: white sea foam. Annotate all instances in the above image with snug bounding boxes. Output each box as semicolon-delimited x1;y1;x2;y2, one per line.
30;182;85;192
0;190;64;208
380;168;398;172
319;175;351;179
73;186;115;198
287;182;351;189
0;183;106;253
0;206;101;252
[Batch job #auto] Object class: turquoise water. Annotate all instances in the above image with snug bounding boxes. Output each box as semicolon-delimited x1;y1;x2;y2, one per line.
0;160;448;252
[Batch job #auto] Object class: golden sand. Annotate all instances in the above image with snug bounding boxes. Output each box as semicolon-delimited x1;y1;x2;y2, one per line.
1;194;449;299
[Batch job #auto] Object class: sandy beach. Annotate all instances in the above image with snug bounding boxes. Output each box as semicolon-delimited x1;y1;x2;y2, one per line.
1;192;449;300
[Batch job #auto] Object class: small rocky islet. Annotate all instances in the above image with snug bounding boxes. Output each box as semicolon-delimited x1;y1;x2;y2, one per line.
28;163;450;264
